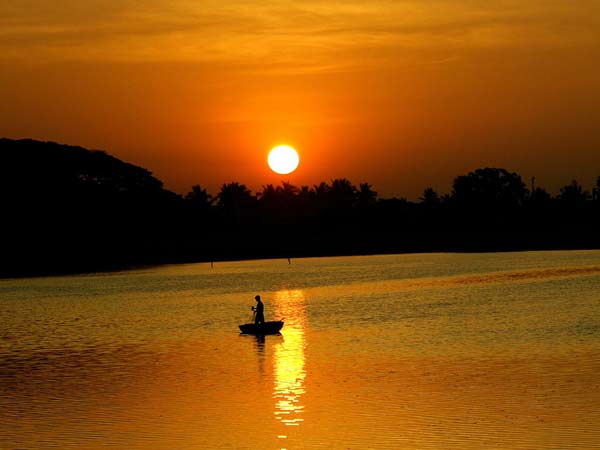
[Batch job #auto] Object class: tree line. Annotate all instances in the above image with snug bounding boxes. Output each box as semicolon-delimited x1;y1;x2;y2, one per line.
1;138;599;277
184;169;600;224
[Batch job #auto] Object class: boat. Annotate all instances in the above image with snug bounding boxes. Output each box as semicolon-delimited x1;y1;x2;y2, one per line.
239;321;284;335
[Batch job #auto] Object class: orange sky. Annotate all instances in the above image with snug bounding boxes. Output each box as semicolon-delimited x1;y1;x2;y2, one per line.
1;1;599;198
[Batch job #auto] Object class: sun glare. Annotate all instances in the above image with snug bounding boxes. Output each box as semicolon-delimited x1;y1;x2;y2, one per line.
268;145;300;175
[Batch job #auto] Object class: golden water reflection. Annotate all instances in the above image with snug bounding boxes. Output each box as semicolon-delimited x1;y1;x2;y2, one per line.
272;290;307;432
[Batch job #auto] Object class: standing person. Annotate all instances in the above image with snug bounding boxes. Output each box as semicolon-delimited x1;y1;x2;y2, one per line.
252;295;265;325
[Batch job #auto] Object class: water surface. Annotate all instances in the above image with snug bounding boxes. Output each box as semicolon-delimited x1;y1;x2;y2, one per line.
1;251;600;449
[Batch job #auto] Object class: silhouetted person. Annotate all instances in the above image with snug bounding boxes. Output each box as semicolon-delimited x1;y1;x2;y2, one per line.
252;295;265;325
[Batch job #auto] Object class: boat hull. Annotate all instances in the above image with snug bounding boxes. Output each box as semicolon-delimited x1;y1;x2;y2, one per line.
239;321;284;335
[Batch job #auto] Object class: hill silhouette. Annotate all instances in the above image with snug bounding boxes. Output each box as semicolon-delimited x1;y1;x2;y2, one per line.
1;138;599;277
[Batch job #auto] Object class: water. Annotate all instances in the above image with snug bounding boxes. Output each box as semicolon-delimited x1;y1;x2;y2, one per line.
1;250;599;449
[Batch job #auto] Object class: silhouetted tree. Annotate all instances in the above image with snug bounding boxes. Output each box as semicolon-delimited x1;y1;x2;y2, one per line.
419;187;440;207
452;168;527;209
257;183;277;202
279;181;298;198
313;181;330;199
0;138;183;276
216;182;255;225
216;182;254;209
357;182;378;208
593;176;600;202
558;179;590;205
312;181;331;212
527;186;552;207
294;185;315;219
185;185;213;210
329;178;357;209
298;185;312;202
257;182;302;224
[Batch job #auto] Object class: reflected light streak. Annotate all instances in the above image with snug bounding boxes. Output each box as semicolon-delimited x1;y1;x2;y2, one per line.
272;290;307;429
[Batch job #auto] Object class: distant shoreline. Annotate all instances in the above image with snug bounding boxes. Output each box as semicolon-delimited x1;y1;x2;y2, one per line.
3;243;599;280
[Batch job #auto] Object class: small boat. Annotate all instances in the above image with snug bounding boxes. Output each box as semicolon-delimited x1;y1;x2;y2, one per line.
239;321;284;335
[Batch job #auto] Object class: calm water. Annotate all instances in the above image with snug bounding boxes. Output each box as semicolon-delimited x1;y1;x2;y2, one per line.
1;251;600;449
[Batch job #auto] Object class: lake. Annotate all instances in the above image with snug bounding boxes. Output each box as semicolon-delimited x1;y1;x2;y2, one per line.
1;250;600;449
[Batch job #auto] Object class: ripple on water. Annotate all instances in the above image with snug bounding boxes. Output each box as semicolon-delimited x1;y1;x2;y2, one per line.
1;251;600;449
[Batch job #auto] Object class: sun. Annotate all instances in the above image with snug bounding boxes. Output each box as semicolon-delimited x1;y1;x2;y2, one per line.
268;145;300;175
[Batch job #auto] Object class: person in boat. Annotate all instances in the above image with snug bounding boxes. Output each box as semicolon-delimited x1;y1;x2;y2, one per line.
252;295;265;326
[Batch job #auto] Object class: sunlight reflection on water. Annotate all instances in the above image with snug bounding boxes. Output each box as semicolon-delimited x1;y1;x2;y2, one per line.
273;290;307;430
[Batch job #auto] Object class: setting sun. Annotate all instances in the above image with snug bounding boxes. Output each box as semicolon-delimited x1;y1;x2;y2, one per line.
268;145;300;175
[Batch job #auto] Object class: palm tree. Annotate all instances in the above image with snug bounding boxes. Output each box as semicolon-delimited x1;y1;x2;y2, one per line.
216;182;255;211
257;184;277;201
312;181;331;211
298;185;312;201
357;182;377;208
329;178;357;209
312;181;330;198
278;181;298;199
185;185;213;210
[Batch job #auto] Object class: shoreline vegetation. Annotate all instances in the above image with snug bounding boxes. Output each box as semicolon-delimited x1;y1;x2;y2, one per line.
1;138;599;278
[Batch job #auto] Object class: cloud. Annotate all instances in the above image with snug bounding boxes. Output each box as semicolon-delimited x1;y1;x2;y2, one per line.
1;0;598;69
